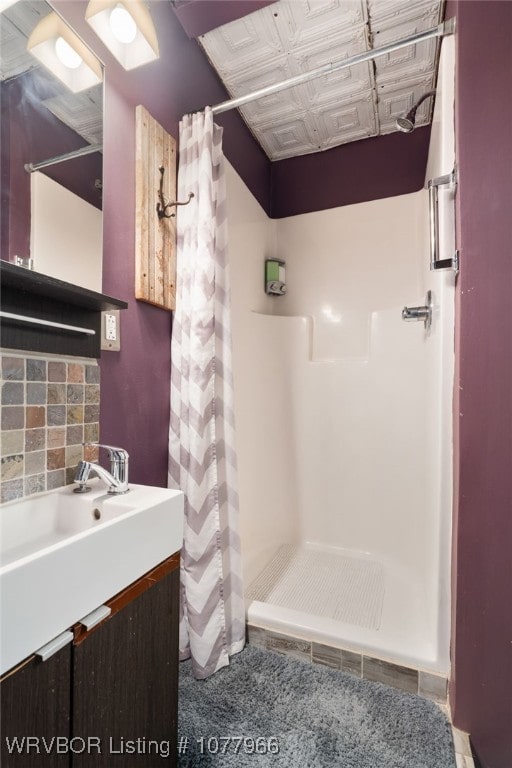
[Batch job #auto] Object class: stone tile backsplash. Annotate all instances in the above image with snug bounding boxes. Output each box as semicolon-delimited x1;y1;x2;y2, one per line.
1;352;100;503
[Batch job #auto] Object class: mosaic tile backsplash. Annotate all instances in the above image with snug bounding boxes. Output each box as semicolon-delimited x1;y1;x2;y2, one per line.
1;352;100;503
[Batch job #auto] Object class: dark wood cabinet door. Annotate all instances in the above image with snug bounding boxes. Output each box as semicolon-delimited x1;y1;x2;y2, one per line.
72;567;180;767
0;647;71;768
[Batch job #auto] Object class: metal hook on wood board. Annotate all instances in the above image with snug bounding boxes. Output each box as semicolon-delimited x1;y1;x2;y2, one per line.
156;165;194;219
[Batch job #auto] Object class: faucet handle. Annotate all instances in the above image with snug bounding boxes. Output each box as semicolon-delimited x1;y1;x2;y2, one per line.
83;443;129;461
83;443;129;486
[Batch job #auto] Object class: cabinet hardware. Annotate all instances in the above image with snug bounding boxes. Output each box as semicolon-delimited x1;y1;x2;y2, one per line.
35;631;73;662
79;605;111;630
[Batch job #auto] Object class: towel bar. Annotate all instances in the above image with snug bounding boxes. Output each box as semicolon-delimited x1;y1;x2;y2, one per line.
0;311;96;335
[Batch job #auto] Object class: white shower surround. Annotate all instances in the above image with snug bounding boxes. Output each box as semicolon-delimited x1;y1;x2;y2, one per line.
227;38;455;676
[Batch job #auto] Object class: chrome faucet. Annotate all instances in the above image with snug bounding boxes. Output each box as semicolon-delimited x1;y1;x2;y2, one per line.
74;443;130;494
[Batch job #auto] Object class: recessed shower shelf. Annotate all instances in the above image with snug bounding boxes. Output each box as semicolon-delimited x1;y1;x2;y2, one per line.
251;311;370;363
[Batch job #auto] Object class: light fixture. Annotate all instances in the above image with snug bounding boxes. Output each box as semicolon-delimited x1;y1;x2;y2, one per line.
85;1;159;70
55;37;82;69
27;11;102;93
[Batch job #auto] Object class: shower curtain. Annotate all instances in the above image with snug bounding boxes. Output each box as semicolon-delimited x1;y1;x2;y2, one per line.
168;107;245;679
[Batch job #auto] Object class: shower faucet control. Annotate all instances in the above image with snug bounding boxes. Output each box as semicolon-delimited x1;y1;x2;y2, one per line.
402;290;433;331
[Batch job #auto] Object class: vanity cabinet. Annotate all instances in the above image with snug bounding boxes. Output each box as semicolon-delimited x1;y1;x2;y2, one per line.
73;557;180;767
0;646;71;768
0;554;180;768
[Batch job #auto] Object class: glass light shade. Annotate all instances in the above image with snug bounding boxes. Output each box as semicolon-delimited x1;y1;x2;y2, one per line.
110;4;137;44
27;12;102;93
55;36;82;69
86;0;159;70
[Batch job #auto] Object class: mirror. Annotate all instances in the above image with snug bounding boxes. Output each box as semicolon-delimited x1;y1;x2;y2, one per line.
0;0;103;291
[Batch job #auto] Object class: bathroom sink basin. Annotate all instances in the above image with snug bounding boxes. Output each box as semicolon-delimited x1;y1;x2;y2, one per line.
0;481;184;675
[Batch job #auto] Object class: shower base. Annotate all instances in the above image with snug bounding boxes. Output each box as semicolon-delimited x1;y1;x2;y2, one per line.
246;543;444;674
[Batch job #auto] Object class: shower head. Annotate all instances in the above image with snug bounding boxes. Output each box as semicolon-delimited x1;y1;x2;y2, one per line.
396;115;415;133
396;90;436;134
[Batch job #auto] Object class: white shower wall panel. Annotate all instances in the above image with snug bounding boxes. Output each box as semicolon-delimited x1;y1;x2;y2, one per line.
226;34;454;670
276;192;433;579
225;162;297;586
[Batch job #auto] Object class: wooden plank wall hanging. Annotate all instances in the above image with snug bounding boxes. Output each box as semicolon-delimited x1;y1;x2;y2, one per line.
135;105;176;311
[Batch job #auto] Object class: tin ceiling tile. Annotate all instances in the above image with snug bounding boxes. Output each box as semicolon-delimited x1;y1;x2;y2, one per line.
199;8;284;76
314;92;378;149
289;26;372;105
255;112;324;160
377;75;436;134
199;0;444;159
368;0;441;25
43;85;103;146
271;0;367;48
371;3;442;84
0;14;37;81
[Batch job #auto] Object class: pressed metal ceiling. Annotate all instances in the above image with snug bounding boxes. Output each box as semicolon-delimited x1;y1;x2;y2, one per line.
199;0;444;160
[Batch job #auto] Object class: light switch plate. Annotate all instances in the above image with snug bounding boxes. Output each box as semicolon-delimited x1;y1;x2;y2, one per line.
101;310;121;351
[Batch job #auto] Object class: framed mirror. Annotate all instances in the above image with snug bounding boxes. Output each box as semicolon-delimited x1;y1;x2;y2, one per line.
0;0;103;291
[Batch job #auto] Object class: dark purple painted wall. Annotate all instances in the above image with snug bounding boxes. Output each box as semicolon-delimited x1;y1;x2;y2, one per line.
172;0;276;39
270;126;431;218
450;3;512;767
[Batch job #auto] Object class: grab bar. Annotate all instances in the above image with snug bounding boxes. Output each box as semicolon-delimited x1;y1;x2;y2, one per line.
428;168;459;273
0;311;96;335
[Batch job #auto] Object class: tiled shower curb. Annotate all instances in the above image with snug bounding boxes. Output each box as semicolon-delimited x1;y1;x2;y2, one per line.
247;624;448;702
247;624;475;767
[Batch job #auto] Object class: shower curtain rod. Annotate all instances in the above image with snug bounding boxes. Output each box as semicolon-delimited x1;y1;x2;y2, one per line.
210;18;455;116
24;143;102;173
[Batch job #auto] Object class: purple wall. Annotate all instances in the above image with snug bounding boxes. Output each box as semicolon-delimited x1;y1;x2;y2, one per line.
172;0;276;39
450;3;512;767
270;126;431;217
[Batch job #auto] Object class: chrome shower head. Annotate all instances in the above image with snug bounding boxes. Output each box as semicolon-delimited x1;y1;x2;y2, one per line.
396;115;415;133
396;90;436;134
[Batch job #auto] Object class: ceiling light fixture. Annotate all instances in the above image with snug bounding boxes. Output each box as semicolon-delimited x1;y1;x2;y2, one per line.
85;1;159;70
54;36;82;69
110;4;137;44
27;11;102;93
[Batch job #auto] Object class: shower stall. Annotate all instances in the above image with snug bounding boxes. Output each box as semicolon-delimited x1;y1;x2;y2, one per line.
229;40;455;677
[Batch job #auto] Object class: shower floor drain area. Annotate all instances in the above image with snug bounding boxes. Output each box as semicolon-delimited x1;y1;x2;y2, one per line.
247;545;385;631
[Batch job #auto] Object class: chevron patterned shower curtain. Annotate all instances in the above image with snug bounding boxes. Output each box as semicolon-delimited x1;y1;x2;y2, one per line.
168;108;245;679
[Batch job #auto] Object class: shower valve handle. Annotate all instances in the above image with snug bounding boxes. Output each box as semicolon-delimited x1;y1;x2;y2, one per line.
402;290;433;331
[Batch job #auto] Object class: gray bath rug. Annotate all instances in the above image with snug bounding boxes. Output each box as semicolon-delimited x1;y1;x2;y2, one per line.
178;645;455;768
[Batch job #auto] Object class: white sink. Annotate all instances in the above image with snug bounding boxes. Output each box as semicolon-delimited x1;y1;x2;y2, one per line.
0;481;184;675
